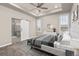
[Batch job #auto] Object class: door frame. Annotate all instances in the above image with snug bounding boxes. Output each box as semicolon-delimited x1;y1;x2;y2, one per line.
11;18;30;43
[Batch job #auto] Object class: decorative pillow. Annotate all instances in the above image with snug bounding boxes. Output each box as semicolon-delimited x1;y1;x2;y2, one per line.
57;34;63;42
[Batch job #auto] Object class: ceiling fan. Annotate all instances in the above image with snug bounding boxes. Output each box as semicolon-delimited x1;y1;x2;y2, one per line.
30;3;48;9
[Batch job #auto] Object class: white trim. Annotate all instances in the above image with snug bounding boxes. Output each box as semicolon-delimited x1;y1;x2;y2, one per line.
9;3;24;11
0;43;12;48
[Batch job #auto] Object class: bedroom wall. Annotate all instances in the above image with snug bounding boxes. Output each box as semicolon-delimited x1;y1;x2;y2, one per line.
0;5;36;47
37;12;70;35
39;14;59;34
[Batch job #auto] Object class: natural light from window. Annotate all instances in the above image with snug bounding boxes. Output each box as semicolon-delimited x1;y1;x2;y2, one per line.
60;14;69;26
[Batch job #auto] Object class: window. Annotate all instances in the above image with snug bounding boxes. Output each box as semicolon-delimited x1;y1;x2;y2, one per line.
36;19;42;32
59;14;69;32
60;14;69;26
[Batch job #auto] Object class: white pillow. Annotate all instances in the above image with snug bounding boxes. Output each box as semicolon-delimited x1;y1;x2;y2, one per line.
62;31;71;41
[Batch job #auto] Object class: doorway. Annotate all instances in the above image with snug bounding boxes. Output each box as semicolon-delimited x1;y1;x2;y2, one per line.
11;18;30;43
11;18;21;43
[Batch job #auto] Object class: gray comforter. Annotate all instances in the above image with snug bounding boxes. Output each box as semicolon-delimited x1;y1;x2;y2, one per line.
33;34;58;48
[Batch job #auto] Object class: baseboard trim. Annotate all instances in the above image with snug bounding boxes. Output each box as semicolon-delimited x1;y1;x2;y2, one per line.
0;43;12;48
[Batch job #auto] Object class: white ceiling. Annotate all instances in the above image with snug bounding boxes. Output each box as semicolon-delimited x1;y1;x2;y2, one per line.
14;3;62;16
0;3;73;17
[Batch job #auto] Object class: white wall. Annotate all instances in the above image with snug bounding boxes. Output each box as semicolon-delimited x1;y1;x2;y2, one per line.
39;14;59;34
0;5;36;47
37;12;70;35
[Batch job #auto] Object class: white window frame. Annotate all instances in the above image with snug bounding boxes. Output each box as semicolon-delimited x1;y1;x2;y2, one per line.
59;14;69;26
59;13;69;32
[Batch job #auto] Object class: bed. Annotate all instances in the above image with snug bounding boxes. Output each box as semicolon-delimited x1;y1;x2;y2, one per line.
27;31;63;49
27;31;76;56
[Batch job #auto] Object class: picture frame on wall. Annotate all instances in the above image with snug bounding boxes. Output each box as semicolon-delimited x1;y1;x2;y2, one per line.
72;4;78;22
76;4;78;20
77;4;79;20
73;5;79;22
72;11;75;22
77;4;79;24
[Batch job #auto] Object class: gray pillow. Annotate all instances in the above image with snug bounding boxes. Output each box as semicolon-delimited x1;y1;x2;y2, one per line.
57;34;63;42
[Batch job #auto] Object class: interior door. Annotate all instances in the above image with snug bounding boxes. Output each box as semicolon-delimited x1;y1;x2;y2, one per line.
21;20;30;41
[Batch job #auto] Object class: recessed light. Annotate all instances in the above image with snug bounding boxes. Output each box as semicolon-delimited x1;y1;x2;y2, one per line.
54;5;58;8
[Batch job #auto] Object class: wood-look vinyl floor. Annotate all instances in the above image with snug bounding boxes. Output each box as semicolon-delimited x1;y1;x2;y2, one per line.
0;40;54;56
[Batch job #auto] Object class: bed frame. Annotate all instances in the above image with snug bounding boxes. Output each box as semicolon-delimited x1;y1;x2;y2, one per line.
31;44;65;56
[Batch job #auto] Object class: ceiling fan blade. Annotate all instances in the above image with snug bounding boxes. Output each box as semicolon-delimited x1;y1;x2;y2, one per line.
40;7;48;9
37;3;44;7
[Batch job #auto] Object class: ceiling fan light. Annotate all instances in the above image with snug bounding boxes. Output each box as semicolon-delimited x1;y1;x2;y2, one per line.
54;5;58;8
